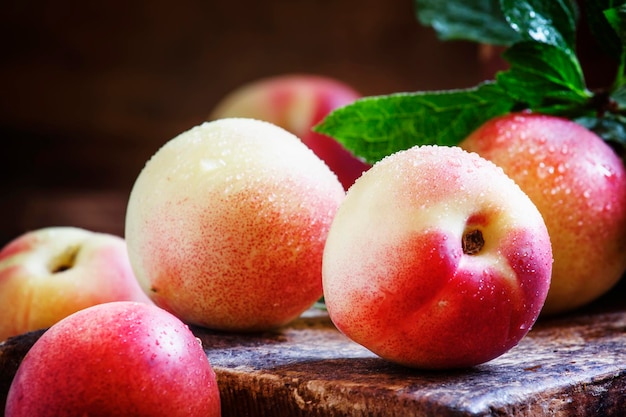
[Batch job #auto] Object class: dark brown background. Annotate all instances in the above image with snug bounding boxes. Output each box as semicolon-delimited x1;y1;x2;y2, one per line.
0;0;616;245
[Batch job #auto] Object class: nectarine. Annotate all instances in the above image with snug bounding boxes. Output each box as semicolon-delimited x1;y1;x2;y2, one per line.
322;145;553;369
0;227;152;342
5;301;220;417
125;118;345;331
461;113;626;314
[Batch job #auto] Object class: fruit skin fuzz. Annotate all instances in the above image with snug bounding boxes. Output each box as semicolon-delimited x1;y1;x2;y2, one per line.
322;145;552;370
461;112;626;315
125;118;345;332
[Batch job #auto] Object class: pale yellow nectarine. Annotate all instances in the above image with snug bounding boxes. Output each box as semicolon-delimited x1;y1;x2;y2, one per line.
125;118;345;331
0;227;152;342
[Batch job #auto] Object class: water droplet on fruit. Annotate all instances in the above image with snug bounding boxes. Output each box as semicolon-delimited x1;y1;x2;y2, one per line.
200;158;226;171
223;184;234;194
536;162;554;179
449;158;463;167
552;185;567;197
597;164;615;178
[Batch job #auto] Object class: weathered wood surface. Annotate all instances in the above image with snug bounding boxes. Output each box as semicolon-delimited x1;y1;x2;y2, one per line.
198;306;626;417
1;283;625;416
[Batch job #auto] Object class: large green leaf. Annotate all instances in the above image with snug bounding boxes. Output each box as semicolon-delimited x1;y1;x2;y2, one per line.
496;41;590;109
414;0;520;45
314;83;515;163
327;0;626;166
500;0;579;52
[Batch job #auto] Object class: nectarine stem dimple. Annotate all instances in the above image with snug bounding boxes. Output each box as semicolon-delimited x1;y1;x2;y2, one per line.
49;246;79;273
462;229;484;255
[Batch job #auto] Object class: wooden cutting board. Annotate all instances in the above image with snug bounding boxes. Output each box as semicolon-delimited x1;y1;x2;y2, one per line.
2;284;625;416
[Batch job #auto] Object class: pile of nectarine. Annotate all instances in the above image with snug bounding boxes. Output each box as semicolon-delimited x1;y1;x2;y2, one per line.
121;111;560;369
2;72;625;416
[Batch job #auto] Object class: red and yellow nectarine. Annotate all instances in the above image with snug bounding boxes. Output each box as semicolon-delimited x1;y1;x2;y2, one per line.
322;145;553;369
5;301;220;417
461;113;626;314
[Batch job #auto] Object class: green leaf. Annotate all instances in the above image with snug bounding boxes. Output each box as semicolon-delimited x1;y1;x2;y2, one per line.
352;0;625;166
496;41;591;109
314;82;516;164
414;0;520;45
583;0;626;61
500;0;579;52
604;5;626;43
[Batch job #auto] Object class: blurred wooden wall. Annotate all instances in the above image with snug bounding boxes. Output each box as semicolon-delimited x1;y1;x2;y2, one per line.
0;0;614;245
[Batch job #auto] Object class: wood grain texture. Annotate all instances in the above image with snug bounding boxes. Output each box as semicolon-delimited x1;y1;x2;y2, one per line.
197;308;626;417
